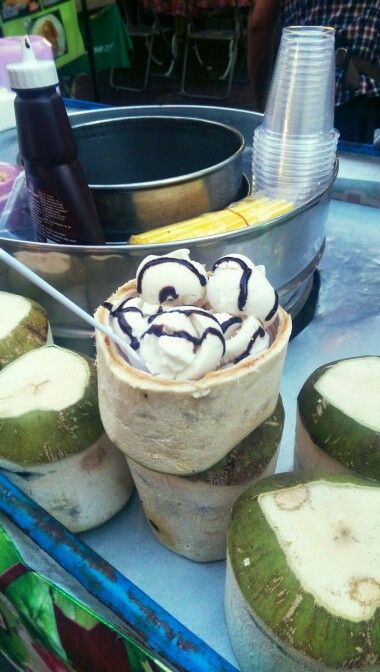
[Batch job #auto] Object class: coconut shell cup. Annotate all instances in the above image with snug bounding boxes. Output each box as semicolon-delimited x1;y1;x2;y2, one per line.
95;280;292;476
127;396;284;562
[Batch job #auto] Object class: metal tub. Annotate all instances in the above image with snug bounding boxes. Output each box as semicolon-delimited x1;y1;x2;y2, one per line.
73;116;245;240
0;106;335;351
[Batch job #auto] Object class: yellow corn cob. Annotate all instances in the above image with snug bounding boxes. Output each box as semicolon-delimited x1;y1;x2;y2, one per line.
130;197;294;245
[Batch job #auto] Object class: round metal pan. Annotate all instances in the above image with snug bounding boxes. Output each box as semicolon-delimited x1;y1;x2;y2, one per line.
73;116;245;240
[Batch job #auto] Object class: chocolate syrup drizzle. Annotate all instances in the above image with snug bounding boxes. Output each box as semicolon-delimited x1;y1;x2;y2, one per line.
212;256;252;311
147;306;164;323
103;300;143;351
159;286;179;303
234;326;266;364
166;307;221;325
219;316;242;334
137;257;207;294
265;291;279;323
145;323;226;356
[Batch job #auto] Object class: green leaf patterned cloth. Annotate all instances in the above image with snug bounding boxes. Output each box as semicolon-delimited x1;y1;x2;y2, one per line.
0;527;172;672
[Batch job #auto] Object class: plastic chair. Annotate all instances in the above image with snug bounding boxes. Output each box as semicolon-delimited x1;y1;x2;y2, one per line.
111;0;174;91
180;0;242;100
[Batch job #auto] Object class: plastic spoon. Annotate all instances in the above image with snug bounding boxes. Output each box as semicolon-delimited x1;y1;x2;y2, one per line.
0;246;148;371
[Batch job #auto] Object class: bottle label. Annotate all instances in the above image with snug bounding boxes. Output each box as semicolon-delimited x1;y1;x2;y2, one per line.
27;179;77;244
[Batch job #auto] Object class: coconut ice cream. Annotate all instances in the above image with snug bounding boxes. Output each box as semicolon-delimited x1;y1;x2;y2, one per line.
207;254;279;326
95;249;291;474
136;248;208;306
0;344;133;531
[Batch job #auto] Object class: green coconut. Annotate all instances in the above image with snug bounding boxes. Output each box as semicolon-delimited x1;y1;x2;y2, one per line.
187;395;284;485
0;344;103;466
296;357;380;480
226;472;380;671
0;291;49;370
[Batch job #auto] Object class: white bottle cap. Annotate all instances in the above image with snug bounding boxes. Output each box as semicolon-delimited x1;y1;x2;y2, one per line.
7;36;58;90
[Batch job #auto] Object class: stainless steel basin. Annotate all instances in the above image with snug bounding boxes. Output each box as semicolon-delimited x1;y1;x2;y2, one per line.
73;116;244;241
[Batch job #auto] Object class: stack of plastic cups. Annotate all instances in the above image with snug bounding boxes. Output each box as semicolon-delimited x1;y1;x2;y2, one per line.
252;26;339;203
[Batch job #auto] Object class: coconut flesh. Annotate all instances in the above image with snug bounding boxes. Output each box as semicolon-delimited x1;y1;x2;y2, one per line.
296;357;380;480
128;396;284;562
0;345;133;531
225;473;380;672
0;291;50;369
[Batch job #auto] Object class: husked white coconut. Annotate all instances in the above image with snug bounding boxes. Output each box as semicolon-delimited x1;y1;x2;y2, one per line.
0;345;133;530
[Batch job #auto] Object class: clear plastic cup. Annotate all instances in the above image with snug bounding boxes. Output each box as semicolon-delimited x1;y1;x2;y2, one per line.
253;179;324;195
253;180;331;202
281;25;335;42
253;134;338;154
253;145;336;159
253;154;335;172
253;151;336;178
254;160;335;174
253;166;334;183
253;159;334;177
253;145;337;162
264;26;336;135
253;165;335;180
253;144;336;162
255;127;339;144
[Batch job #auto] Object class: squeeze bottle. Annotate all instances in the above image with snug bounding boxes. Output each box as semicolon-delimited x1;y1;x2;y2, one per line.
7;37;105;244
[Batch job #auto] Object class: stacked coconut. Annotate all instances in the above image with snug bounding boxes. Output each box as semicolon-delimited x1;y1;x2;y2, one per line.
95;252;292;562
224;356;380;671
0;290;133;532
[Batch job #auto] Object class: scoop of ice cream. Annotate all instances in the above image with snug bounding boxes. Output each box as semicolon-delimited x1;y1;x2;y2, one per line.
207;254;279;325
139;307;225;380
105;296;160;351
215;313;269;364
136;249;207;307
